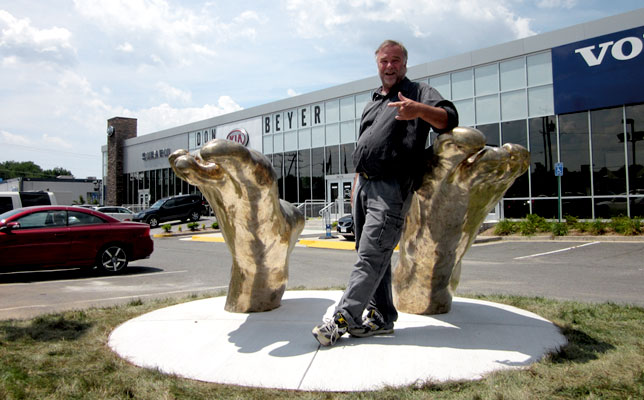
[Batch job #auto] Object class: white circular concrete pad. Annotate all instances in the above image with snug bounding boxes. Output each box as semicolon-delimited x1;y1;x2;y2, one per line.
108;290;566;392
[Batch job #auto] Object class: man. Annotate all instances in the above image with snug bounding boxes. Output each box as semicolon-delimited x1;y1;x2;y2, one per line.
312;40;458;346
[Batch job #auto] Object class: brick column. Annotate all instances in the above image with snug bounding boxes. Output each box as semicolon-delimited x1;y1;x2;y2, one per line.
106;117;137;206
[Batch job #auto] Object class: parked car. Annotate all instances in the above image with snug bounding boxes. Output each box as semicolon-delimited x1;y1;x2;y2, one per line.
0;206;153;273
133;194;206;228
0;191;57;214
336;214;355;240
95;206;135;221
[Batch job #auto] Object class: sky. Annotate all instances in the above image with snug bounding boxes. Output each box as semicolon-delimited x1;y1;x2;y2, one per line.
1;1;643;179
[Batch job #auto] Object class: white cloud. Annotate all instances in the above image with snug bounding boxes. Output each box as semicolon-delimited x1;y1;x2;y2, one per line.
0;129;32;146
287;88;299;97
128;98;243;134
284;0;536;59
116;42;134;53
156;82;192;103
0;10;76;65
537;0;577;9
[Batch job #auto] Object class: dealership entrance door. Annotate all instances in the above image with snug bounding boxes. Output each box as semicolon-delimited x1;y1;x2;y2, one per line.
326;174;354;219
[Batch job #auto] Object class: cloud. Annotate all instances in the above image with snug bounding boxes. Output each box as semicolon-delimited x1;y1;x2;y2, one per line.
0;129;32;146
537;0;577;9
72;0;263;67
128;98;243;134
284;0;536;61
116;42;134;53
156;82;192;103
287;88;300;97
0;10;76;65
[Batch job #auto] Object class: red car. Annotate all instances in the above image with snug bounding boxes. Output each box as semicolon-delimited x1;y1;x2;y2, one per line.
0;206;154;273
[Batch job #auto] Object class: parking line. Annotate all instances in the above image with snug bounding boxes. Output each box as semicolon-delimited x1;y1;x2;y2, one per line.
0;270;188;286
514;241;599;260
0;286;228;312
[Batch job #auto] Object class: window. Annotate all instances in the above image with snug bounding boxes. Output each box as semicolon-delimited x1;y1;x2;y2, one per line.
501;120;528;197
325;99;339;123
476;95;499;125
500;57;525;91
451;69;473;100
355;92;371;117
527;52;552;86
528;85;554;117
501;90;527;121
430;74;450;99
591;107;626;196
454;99;474;126
68;211;103;226
340;96;355;121
17;211;65;229
475;64;498;96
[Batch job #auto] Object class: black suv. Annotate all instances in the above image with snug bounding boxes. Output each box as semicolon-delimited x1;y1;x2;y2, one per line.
133;194;206;228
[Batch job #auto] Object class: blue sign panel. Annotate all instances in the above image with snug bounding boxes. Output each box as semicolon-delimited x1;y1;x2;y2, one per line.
552;26;644;115
554;162;564;177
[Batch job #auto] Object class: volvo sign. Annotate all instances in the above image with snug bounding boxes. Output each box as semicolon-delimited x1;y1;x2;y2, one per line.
552;26;644;115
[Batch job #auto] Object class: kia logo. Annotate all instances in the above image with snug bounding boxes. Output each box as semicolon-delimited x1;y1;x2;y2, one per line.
226;128;249;146
575;34;644;67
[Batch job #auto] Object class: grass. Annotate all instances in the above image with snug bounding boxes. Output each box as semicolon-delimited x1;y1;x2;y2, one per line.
1;294;643;399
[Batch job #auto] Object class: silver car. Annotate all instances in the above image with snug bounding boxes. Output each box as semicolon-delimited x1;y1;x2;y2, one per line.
94;206;135;221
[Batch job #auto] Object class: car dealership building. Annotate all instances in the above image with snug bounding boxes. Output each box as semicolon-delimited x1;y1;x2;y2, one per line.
102;8;644;220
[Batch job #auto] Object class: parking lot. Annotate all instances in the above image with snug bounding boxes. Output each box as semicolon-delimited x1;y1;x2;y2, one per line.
1;226;643;320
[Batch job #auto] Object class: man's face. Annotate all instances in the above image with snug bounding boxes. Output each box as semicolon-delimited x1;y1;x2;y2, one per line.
376;45;407;93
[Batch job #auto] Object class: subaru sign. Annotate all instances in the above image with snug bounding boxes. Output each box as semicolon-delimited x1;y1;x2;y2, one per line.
552;26;644;115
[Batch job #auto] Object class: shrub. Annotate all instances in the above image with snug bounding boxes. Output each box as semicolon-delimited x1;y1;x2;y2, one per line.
161;224;172;233
564;214;578;226
550;222;568;236
187;222;199;231
518;219;537;236
589;220;606;235
494;219;517;236
211;221;219;229
609;216;641;236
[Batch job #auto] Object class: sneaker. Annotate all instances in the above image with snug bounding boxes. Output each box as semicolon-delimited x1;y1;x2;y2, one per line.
312;312;349;346
349;308;394;338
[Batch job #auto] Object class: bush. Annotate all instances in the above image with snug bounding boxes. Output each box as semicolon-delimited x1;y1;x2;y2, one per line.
609;216;641;235
187;222;199;231
564;214;578;226
211;221;219;229
161;224;172;233
518;214;548;236
550;222;568;236
494;219;517;235
589;220;606;235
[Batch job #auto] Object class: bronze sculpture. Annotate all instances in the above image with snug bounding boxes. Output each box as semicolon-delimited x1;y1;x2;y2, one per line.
169;127;528;316
393;127;530;314
169;139;304;313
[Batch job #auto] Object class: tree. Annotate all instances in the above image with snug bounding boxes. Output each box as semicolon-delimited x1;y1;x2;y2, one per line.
0;161;72;180
43;167;73;178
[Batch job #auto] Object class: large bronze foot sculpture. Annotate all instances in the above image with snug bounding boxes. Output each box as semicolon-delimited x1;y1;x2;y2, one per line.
169;139;304;313
393;127;530;315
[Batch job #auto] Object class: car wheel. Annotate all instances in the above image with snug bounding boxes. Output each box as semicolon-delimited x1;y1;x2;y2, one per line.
147;215;159;228
97;245;129;273
189;210;201;222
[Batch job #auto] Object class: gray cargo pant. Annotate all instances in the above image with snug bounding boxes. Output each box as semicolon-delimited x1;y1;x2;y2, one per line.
335;175;413;329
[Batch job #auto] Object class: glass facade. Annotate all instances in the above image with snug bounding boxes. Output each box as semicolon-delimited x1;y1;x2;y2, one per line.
115;49;644;219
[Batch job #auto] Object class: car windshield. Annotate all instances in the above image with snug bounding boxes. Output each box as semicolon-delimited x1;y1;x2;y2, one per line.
0;208;23;222
149;199;166;209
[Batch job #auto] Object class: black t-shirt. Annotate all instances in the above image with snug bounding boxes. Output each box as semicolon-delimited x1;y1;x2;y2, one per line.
353;77;458;181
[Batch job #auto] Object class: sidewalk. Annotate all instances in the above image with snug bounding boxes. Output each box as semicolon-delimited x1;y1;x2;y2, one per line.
152;217;644;250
